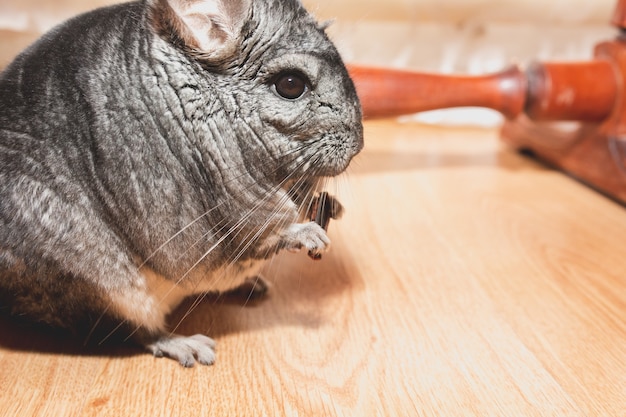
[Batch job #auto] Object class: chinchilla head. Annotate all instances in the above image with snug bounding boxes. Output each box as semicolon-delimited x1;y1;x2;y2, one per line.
148;0;364;190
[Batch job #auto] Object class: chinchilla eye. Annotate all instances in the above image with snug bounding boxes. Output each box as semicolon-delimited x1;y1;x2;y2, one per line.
272;71;309;100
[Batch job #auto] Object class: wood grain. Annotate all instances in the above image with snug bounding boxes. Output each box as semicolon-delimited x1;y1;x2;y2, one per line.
1;120;626;416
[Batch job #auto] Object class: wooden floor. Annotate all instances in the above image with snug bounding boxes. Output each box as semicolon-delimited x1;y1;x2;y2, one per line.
1;120;626;416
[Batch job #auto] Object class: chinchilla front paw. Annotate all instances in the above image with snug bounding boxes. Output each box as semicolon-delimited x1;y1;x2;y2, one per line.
282;222;331;256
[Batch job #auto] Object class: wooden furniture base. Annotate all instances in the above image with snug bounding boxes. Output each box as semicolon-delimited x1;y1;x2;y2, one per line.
501;37;626;205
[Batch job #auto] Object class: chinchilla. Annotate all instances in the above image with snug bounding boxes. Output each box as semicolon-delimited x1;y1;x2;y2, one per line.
0;0;363;366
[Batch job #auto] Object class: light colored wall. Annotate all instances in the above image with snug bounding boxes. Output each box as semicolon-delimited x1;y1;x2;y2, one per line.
306;0;616;71
0;0;617;68
304;0;614;24
4;0;612;30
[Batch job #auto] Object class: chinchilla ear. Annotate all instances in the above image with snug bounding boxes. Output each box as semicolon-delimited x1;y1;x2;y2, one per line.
149;0;251;61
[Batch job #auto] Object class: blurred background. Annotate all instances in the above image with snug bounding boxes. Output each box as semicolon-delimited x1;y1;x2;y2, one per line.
0;0;618;125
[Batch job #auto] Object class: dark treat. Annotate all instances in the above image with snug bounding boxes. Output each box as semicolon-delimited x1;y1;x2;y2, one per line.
308;192;332;260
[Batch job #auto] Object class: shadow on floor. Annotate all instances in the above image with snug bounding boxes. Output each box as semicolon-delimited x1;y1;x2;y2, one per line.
0;249;362;360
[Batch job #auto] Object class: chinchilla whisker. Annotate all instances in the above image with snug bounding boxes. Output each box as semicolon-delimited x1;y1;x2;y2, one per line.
169;159;315;309
173;204;293;328
138;205;227;269
138;170;299;329
168;294;208;335
131;150;330;339
86;305;115;346
223;167;321;272
166;179;302;333
171;217;230;264
177;161;311;287
139;146;310;266
170;169;303;288
225;181;301;263
123;167;312;342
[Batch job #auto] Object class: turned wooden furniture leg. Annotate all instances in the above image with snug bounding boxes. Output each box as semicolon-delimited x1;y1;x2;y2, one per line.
348;0;626;205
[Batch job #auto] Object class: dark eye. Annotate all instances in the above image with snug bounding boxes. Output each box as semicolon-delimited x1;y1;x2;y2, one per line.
272;72;309;100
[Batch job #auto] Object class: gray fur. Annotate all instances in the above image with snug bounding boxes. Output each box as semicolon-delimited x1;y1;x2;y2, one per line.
0;0;362;366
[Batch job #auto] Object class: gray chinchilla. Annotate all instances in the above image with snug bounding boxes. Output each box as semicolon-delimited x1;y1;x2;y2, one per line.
0;0;363;366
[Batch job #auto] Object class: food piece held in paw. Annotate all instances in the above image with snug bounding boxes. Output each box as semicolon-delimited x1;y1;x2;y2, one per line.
308;192;333;260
